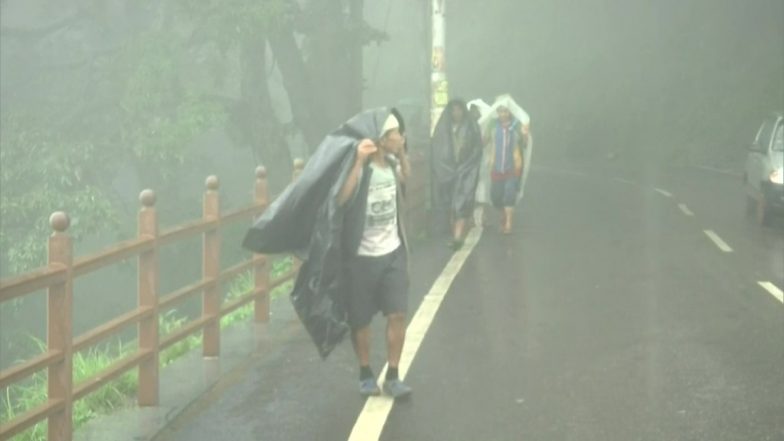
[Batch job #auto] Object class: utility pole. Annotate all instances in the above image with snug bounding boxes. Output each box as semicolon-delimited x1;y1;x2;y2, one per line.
430;0;448;135
348;0;364;114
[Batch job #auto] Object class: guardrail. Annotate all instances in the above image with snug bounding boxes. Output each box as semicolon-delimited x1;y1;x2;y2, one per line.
0;162;301;441
0;152;431;441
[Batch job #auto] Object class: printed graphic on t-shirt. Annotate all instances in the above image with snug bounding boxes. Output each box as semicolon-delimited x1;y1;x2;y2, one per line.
358;165;401;257
366;180;396;228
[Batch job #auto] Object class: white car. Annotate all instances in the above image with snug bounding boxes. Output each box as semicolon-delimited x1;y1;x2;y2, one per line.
744;112;784;225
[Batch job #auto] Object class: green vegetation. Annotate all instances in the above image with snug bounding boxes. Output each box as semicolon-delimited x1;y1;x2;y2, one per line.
0;1;378;437
0;0;377;276
0;1;283;276
1;257;293;441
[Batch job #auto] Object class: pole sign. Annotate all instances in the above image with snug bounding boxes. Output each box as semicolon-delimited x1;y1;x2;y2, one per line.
430;0;448;135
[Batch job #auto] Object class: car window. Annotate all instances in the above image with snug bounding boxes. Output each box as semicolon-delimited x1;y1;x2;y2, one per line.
772;124;783;152
755;119;775;150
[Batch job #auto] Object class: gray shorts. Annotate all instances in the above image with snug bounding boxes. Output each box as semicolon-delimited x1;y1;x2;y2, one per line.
346;246;409;330
491;178;519;208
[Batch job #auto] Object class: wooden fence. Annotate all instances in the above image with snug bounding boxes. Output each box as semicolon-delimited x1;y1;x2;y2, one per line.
0;153;430;441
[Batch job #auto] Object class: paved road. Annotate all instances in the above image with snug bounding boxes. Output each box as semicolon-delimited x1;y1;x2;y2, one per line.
155;163;784;441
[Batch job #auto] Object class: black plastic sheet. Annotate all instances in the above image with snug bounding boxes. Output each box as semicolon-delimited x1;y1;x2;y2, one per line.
430;99;483;232
242;107;402;358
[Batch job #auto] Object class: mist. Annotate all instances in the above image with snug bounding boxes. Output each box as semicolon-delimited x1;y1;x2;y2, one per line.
1;1;783;440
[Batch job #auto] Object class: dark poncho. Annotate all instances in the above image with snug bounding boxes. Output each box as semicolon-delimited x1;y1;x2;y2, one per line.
242;107;404;358
430;99;483;221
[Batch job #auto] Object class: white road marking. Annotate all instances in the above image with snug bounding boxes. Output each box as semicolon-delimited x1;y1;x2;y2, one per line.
758;282;784;304
703;230;733;253
347;215;484;441
678;203;694;217
613;177;636;185
692;165;742;177
654;187;673;198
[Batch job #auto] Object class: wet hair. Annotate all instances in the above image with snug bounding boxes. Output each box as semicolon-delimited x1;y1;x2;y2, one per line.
389;107;405;135
386;107;407;152
447;99;467;115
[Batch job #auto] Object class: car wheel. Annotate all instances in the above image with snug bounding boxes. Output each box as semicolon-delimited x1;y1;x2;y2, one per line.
755;195;771;226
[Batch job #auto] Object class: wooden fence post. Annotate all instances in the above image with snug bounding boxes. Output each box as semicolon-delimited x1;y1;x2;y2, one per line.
137;189;159;406
202;176;221;357
253;166;270;323
292;158;305;181
47;211;73;441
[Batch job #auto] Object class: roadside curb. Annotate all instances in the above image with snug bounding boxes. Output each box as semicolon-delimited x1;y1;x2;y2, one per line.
74;299;298;441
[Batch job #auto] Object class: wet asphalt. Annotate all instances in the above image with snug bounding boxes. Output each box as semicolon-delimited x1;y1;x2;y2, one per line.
154;163;784;441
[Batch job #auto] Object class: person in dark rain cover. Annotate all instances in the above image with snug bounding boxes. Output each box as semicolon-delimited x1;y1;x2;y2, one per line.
430;99;483;249
336;111;413;398
243;108;412;399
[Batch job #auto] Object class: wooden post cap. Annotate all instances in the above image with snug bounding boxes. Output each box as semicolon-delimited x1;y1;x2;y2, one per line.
49;211;70;232
205;175;220;190
255;166;267;179
139;189;157;207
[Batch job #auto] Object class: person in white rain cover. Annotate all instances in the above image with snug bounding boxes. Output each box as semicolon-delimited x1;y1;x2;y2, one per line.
467;98;492;227
478;94;532;234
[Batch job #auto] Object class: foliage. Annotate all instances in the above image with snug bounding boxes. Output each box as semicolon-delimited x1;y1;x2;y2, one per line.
0;114;117;274
0;0;377;275
0;5;247;275
1;339;137;441
112;30;229;180
176;0;291;50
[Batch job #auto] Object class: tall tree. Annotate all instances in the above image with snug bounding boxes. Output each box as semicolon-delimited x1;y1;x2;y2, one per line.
0;0;385;273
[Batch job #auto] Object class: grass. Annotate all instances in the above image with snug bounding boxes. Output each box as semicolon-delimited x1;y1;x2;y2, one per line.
2;341;138;441
217;256;294;326
1;257;293;441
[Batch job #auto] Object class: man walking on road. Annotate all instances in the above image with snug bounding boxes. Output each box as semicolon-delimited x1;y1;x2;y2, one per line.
337;111;413;398
431;99;483;249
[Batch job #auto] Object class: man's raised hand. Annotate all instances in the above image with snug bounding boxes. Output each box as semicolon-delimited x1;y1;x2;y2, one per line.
357;139;377;163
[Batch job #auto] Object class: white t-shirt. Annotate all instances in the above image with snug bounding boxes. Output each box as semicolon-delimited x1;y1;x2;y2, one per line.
357;163;401;256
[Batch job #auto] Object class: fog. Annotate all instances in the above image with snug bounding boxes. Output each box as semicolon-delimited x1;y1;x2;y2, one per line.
1;0;783;438
365;0;784;166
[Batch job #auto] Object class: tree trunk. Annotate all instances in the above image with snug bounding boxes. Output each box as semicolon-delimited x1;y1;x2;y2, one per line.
305;2;352;129
240;35;293;193
267;0;367;153
347;0;364;115
267;27;329;151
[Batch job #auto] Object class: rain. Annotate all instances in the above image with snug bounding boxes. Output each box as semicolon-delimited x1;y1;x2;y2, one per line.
1;1;782;440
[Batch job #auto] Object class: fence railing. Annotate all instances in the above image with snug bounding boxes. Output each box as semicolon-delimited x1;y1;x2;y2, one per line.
0;153;430;441
0;161;303;441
